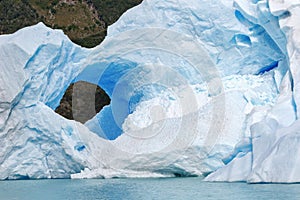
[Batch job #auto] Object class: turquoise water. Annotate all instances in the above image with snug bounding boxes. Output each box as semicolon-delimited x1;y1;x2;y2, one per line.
0;178;299;200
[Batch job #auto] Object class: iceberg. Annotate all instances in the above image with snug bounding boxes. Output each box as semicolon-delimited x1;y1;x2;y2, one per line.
0;0;299;183
205;0;300;183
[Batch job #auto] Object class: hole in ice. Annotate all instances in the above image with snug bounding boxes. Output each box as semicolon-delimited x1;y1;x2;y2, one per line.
232;34;252;47
256;61;279;75
74;143;86;152
278;11;291;19
71;60;138;140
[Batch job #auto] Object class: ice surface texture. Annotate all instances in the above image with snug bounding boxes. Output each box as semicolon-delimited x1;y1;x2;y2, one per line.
0;0;299;182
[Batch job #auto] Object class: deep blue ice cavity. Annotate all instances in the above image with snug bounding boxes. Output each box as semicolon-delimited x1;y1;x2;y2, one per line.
73;59;139;140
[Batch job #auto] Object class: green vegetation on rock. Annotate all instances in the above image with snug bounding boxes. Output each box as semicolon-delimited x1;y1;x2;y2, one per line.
0;0;142;47
0;0;39;34
90;0;143;26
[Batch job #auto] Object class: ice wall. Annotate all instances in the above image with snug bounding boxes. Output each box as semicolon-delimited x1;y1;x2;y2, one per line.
206;0;300;183
0;24;90;179
0;0;299;182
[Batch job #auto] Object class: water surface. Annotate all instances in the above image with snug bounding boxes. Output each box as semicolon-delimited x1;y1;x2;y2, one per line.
0;178;299;200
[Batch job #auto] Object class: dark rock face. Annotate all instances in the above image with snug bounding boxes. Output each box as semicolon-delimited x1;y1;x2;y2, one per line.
0;0;143;47
55;81;111;123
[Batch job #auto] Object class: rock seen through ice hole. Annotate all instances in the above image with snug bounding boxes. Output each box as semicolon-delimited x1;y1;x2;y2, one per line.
55;81;111;123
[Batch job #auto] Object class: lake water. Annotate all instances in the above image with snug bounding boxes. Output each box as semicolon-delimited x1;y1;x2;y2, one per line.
0;177;299;200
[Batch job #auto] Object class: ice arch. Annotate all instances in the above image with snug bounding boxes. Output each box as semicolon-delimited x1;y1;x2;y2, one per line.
71;27;224;142
74;60;138;140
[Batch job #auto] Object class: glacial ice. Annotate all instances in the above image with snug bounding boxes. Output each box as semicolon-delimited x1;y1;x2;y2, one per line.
0;0;300;183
